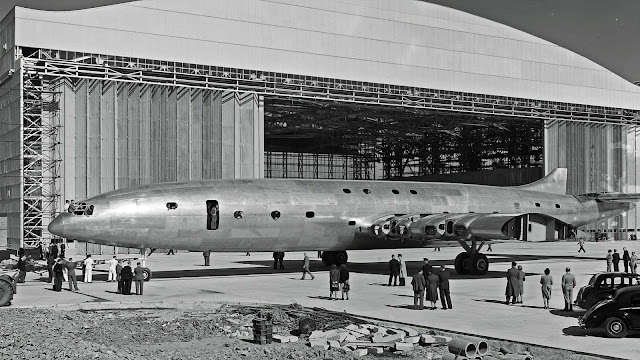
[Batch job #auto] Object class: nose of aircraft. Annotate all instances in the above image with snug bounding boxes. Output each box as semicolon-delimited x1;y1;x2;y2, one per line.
48;214;65;236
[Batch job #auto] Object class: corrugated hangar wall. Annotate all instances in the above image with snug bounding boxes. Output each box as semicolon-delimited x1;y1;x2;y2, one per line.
52;79;264;254
545;121;640;236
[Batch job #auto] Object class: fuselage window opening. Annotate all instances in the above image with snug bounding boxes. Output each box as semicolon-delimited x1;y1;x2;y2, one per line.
271;210;281;220
166;202;178;210
363;189;371;194
206;200;219;230
535;203;541;207
234;211;244;219
410;190;417;195
343;189;351;194
392;189;399;194
306;211;315;218
348;220;356;226
555;204;561;208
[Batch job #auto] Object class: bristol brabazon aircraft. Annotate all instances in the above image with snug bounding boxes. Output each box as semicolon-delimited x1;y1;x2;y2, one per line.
48;168;637;275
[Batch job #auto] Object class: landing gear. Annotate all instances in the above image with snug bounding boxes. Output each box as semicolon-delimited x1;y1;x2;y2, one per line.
455;237;489;275
320;251;348;266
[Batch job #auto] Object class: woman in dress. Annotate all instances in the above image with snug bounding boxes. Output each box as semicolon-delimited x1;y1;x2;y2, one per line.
540;268;553;309
517;265;526;304
329;264;340;300
426;270;439;310
398;254;407;286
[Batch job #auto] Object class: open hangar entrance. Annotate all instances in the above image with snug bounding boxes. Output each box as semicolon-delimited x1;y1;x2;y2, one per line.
263;96;543;182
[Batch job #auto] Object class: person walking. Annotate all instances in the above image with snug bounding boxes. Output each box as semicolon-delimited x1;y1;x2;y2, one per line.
339;264;350;300
65;258;79;292
623;247;630;272
272;252;279;269
121;261;134;295
329;264;340;300
166;249;175;255
203;251;211;266
517;265;526;304
540;268;553;309
278;252;285;270
486;243;493;252
437;265;452;309
83;255;94;283
505;261;519;305
398;254;407;286
631;252;638;275
606;250;613;272
52;259;64;292
561;267;576;311
613;249;621;272
116;260;123;294
411;269;426;310
425;270;439;310
388;255;400;286
577;238;586;253
300;253;315;280
106;256;118;282
134;262;145;295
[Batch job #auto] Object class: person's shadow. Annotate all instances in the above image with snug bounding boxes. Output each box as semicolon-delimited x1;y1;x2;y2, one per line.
550;309;584;318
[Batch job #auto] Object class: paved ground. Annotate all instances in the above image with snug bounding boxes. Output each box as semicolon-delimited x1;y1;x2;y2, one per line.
8;240;640;359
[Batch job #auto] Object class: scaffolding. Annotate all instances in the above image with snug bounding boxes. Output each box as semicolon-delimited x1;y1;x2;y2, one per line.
21;62;61;248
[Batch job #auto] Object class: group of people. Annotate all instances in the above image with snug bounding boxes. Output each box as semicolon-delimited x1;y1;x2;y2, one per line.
409;258;452;310
328;262;350;300
272;252;285;270
505;261;577;311
505;262;526;304
605;247;638;273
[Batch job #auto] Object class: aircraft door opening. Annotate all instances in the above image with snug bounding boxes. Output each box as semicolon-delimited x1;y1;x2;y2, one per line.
206;200;219;230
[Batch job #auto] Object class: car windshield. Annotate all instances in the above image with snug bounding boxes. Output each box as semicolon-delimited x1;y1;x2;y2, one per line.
588;274;597;285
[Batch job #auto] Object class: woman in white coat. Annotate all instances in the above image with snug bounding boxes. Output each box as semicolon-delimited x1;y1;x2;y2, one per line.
398;254;408;286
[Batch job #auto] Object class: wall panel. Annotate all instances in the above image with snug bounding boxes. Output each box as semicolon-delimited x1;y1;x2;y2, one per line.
116;82;128;189
74;79;88;199
87;80;101;197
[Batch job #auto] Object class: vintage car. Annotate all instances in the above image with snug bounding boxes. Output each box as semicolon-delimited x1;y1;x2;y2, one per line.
575;272;640;309
579;285;640;338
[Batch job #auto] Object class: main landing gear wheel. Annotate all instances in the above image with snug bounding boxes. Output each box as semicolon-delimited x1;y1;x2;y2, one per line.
335;251;348;265
454;252;471;274
470;253;489;275
142;267;152;282
321;251;348;266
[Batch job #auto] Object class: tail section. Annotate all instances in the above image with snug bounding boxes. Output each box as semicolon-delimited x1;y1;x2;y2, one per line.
514;168;567;195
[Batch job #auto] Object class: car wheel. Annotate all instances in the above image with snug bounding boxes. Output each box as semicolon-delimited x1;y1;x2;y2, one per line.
603;317;628;338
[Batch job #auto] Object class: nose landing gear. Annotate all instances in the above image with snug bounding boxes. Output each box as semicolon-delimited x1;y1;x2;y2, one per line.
454;238;489;275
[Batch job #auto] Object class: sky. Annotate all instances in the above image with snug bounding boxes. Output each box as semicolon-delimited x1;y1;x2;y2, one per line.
0;0;638;83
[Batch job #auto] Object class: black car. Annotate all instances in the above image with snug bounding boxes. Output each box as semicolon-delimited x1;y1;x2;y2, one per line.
579;285;640;338
575;272;640;309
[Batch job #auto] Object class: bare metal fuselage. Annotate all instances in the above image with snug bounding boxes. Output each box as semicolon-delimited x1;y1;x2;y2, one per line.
48;179;631;252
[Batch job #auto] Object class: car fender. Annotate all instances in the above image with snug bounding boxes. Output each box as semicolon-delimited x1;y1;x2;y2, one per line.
0;274;17;294
598;310;632;328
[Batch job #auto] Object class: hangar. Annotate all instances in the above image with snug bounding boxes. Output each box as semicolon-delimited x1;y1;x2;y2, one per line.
0;0;639;255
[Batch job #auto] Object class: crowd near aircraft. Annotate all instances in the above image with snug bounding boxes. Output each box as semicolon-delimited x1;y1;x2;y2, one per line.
49;168;637;275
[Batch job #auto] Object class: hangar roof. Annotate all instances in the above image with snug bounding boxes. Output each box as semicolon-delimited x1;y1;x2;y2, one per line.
7;0;640;109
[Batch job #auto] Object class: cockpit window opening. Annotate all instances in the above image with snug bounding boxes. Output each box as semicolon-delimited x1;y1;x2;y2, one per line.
306;211;314;218
271;210;281;220
206;200;219;230
234;211;244;219
72;202;88;215
166;202;178;210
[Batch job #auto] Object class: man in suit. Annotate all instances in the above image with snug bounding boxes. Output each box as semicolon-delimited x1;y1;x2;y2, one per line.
65;258;79;291
613;249;621;272
421;258;433;279
203;251;211;266
505;261;519;305
411;269;426;310
623;247;630;272
561;267;576;311
438;265;452;309
278;252;285;270
121;261;133;295
134;262;145;295
606;249;613;272
115;260;123;294
388;255;400;286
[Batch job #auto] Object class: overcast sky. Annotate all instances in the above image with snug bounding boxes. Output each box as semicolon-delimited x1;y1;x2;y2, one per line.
1;0;638;82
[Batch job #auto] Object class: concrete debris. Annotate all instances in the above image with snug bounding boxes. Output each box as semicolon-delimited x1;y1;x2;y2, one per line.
420;334;437;345
328;340;341;349
435;335;453;344
272;334;290;343
309;340;329;350
404;336;421;344
394;341;415;351
367;347;383;354
353;348;368;357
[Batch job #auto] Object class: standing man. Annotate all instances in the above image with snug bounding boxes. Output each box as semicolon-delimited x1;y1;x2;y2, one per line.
339;263;350;300
16;255;27;283
421;258;433;278
438;265;452;310
83;255;94;283
631;251;638;275
623;247;630;273
398;254;407;286
115;260;123;294
121;261;133;295
561;267;576;311
134;262;145;295
388;254;400;286
52;258;64;292
505;261;519;305
60;242;66;259
613;249;621;272
411;269;426;310
278;252;285;270
203;251;211;266
606;249;613;272
106;256;118;282
65;258;79;292
272;252;279;269
577;238;586;253
47;254;55;283
300;253;315;280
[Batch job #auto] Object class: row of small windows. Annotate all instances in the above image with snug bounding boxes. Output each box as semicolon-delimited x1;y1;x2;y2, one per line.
343;188;418;195
534;202;561;209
